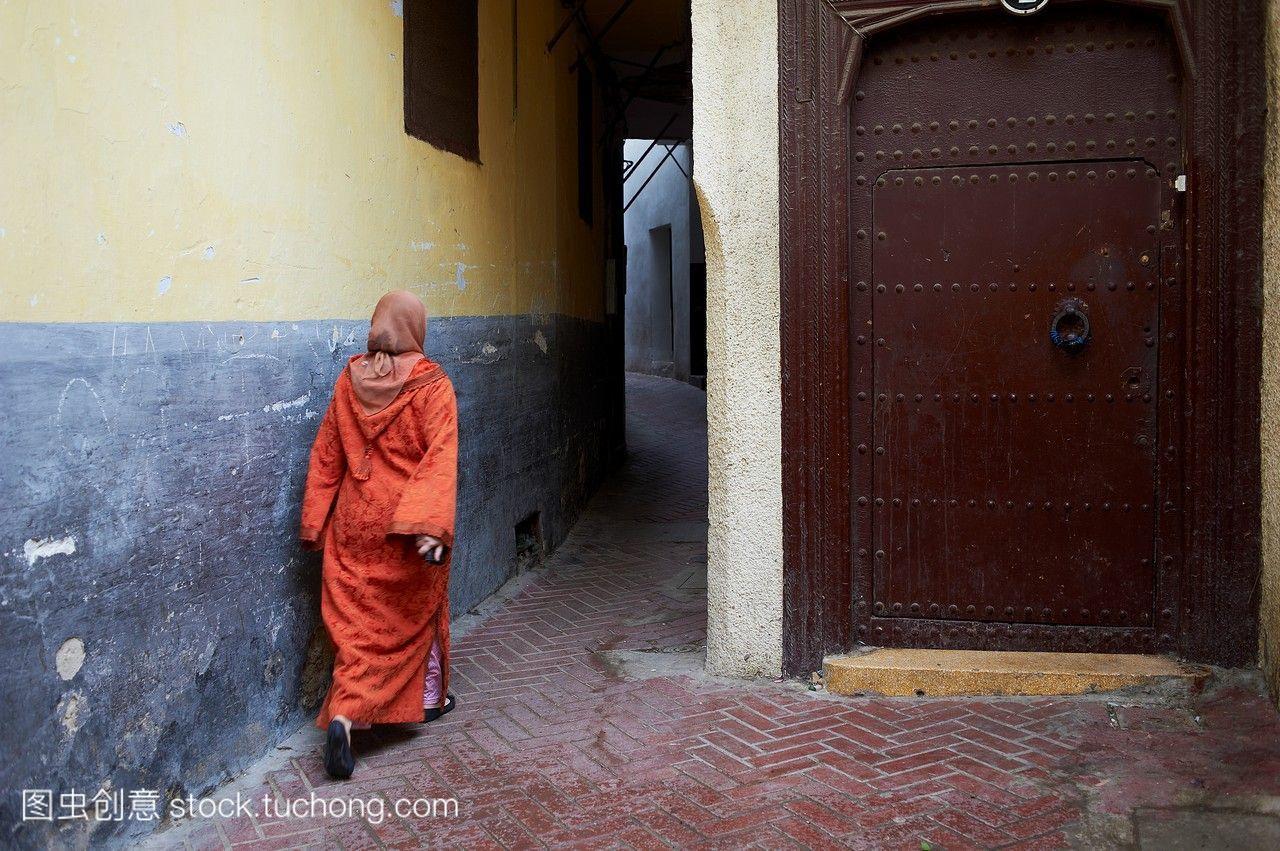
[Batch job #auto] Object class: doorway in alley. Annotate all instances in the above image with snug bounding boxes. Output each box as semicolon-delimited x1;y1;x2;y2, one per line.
778;0;1265;675
622;138;706;387
855;7;1184;653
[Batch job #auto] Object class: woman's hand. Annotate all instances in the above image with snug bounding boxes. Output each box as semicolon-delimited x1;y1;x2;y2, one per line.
415;535;447;564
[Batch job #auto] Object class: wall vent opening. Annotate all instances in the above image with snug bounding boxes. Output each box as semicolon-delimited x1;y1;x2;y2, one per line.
515;512;543;573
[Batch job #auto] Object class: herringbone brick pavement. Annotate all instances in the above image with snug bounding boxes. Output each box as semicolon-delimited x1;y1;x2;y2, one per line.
163;374;1280;850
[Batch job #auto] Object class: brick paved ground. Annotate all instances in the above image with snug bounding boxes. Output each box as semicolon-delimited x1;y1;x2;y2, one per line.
161;374;1280;850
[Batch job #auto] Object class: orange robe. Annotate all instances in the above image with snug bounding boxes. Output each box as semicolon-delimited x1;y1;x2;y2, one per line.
300;356;457;727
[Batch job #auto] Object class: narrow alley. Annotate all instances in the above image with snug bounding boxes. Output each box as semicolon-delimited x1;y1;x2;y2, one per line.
156;375;1280;850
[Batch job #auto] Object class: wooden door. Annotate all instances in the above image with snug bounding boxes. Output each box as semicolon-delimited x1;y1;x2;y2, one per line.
850;5;1183;651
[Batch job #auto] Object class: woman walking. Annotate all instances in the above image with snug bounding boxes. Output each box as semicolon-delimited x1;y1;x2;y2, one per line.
300;290;457;779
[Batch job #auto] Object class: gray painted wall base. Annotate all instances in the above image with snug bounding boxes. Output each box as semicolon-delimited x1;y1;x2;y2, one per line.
0;314;614;848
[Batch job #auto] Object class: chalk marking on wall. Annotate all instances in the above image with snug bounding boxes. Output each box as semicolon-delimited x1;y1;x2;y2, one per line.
534;330;548;354
58;378;109;439
221;351;280;365
265;394;310;414
24;536;77;567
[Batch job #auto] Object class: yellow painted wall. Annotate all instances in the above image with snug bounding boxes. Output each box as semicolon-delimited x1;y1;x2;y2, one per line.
0;0;606;323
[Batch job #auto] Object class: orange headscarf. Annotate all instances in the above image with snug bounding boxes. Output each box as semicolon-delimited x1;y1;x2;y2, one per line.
349;290;427;415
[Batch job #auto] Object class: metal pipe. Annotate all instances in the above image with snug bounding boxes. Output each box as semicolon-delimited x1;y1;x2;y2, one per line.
623;142;682;213
546;0;585;52
622;113;680;183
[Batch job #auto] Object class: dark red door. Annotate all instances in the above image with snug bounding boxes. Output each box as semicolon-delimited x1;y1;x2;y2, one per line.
849;6;1186;652
871;162;1161;628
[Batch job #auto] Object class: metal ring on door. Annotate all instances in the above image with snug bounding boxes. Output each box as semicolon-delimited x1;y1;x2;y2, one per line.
1050;300;1091;351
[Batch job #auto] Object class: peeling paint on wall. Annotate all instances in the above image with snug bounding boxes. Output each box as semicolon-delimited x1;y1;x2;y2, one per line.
55;638;85;681
58;690;88;738
23;535;76;567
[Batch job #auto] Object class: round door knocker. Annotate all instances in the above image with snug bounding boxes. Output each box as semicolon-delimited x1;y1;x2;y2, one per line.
1050;299;1090;351
1001;0;1050;15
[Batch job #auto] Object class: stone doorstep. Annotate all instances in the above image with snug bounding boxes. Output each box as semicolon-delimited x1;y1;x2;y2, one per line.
823;648;1210;697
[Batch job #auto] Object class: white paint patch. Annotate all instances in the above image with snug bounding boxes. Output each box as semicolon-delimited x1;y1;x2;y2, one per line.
202;245;215;260
56;638;85;681
410;240;435;251
24;536;76;567
96;232;106;245
157;276;172;295
389;0;403;17
265;394;310;414
0;227;6;238
67;54;76;63
166;121;188;138
534;330;548;353
29;294;38;307
454;262;468;291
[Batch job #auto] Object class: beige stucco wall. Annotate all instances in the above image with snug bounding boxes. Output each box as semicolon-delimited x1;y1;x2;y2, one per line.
1262;0;1280;707
691;1;783;677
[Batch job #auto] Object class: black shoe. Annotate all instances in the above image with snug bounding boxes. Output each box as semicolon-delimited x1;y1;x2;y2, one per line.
425;694;456;722
324;720;355;780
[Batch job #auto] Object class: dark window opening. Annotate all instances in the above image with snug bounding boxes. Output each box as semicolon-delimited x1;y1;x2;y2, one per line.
404;0;479;162
577;65;594;224
515;512;543;573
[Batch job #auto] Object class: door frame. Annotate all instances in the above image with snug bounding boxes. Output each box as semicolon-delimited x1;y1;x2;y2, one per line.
778;0;1267;676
